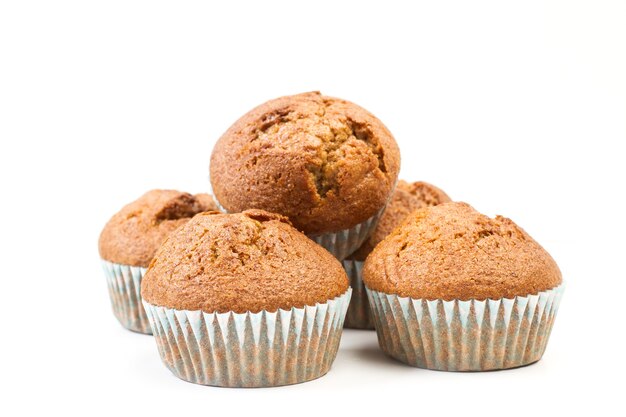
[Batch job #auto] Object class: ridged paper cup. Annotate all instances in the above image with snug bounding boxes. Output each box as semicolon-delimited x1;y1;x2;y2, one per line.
307;210;383;260
101;260;151;334
142;288;352;387
341;259;374;329
366;284;565;371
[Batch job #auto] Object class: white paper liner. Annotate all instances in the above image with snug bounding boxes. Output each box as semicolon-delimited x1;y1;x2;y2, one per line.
342;259;374;330
101;260;151;334
366;284;565;371
307;209;384;260
142;288;352;387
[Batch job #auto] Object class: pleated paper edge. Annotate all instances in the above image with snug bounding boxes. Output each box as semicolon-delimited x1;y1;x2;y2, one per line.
142;288;352;387
307;209;384;260
366;283;565;371
101;259;152;334
342;259;375;330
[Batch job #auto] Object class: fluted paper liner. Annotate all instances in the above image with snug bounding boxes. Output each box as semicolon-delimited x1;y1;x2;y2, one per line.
101;260;151;334
142;289;352;387
307;210;383;260
342;259;374;330
208;178;384;260
366;284;564;371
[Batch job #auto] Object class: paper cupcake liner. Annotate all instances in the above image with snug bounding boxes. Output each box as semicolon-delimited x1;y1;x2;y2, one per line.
101;260;151;334
366;284;565;371
341;259;374;330
142;288;352;387
307;209;384;260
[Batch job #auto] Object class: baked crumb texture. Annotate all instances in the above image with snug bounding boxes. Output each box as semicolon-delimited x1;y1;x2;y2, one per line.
363;202;562;300
210;91;400;234
141;209;349;313
99;190;217;267
349;180;451;261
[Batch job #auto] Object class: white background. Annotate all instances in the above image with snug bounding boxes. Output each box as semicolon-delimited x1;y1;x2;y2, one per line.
1;1;624;415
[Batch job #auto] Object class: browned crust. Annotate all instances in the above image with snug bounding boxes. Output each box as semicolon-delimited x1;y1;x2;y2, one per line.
98;190;217;267
349;180;451;261
210;91;400;234
362;202;562;300
140;209;349;313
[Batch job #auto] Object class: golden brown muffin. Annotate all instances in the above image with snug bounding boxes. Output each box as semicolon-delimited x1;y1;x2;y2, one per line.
99;190;217;267
363;202;562;300
141;210;349;313
210;91;401;234
349;180;451;261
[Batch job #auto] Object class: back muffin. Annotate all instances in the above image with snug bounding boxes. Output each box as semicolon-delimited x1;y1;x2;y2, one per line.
209;91;400;259
99;189;216;333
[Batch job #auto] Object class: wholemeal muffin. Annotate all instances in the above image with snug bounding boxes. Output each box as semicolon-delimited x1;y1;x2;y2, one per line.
363;202;564;371
343;180;451;329
99;190;217;333
141;210;352;387
209;91;401;260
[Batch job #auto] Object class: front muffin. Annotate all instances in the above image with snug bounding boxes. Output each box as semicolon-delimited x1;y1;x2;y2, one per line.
141;210;351;387
99;190;217;333
343;180;451;329
209;91;401;259
363;202;564;371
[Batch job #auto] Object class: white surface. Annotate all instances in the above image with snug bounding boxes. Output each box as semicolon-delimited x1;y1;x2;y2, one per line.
1;1;624;415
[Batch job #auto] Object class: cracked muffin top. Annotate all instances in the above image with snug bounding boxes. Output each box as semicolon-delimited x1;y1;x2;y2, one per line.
140;210;349;313
363;202;562;300
209;91;400;234
348;180;451;261
99;190;217;267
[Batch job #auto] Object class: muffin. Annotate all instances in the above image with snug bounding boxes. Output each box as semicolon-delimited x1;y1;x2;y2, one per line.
343;181;451;329
141;209;352;387
99;190;217;333
363;202;564;371
209;91;401;260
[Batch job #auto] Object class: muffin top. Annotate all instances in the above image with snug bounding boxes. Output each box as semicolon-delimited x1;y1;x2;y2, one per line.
99;190;217;267
349;180;451;261
363;202;562;300
210;91;401;235
140;210;349;313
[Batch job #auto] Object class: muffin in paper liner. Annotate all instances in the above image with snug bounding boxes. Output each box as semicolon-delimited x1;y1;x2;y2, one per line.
366;284;565;371
101;260;151;334
142;288;352;387
341;259;374;330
